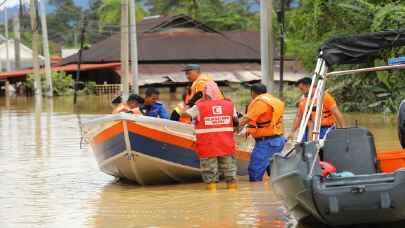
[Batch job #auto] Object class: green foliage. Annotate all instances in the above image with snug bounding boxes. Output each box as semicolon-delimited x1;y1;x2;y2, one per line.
81;81;97;95
286;0;405;113
26;71;74;96
145;0;260;31
96;0;147;26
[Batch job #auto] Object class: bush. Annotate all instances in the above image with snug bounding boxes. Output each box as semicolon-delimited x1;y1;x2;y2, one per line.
81;81;97;95
26;71;74;96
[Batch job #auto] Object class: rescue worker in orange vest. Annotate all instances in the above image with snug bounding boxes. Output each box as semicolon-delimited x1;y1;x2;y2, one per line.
239;84;286;182
182;64;223;107
287;77;346;141
112;94;144;115
183;81;238;190
170;88;192;123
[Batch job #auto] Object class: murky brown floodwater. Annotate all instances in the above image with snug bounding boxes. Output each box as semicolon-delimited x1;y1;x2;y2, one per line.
0;94;403;228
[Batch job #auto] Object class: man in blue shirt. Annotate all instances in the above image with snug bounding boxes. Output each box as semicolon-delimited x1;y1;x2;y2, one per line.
141;87;169;119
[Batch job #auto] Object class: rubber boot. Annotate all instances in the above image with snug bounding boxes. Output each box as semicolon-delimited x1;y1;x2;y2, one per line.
227;181;238;190
207;182;217;191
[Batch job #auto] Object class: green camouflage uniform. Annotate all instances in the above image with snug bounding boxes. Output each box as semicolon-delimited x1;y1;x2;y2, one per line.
200;155;237;183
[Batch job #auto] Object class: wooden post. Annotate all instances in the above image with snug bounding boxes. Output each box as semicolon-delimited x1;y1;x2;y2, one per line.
5;80;10;97
30;0;42;97
121;0;130;102
260;0;275;92
39;0;53;97
129;0;139;94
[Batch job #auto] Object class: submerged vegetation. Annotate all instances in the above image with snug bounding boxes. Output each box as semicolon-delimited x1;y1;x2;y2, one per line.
25;72;97;96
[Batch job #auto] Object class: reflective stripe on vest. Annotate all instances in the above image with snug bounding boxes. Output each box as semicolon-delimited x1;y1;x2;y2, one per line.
195;127;234;134
194;99;235;158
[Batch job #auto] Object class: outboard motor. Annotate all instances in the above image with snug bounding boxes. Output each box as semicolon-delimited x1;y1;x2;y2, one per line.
399;100;405;148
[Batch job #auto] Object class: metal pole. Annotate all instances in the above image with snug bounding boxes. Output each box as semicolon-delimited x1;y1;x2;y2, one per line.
129;0;139;94
39;0;53;97
13;15;21;70
260;0;275;92
278;0;285;99
74;16;86;105
30;0;42;97
121;0;130;102
4;7;10;72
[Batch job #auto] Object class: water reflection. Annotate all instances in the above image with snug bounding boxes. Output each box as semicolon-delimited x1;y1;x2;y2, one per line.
0;95;403;228
91;180;289;228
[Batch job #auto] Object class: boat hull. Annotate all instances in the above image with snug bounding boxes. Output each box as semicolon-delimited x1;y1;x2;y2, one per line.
399;100;405;148
271;138;405;226
84;114;250;185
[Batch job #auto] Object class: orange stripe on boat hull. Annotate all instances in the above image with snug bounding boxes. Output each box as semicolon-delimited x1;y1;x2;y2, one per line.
94;122;123;144
127;121;195;150
93;120;250;161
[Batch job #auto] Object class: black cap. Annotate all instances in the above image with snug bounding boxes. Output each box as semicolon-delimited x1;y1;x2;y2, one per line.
182;64;201;71
128;94;144;104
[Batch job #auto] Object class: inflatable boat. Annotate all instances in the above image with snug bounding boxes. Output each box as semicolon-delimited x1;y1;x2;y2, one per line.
82;114;250;185
271;29;405;226
399;100;405;149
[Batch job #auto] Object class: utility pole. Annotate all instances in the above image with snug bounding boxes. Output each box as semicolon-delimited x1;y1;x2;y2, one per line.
30;0;42;97
260;0;275;92
73;16;87;105
13;15;21;70
13;0;22;70
129;0;139;94
277;0;286;99
4;7;10;72
39;0;53;97
121;0;130;102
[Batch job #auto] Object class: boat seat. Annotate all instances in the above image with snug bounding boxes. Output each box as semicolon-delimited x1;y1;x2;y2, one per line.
322;128;380;175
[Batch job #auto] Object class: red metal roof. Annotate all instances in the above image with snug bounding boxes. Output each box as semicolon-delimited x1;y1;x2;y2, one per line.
0;63;121;80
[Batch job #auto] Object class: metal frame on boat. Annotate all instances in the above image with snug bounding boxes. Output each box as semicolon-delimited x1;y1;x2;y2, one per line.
271;29;405;226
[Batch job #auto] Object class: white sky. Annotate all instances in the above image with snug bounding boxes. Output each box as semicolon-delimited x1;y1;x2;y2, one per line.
2;0;31;8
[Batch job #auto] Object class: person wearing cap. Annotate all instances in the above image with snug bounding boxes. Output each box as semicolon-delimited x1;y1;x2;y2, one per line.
140;87;169;119
113;94;144;115
238;83;285;182
183;81;238;190
287;77;346;141
183;64;223;107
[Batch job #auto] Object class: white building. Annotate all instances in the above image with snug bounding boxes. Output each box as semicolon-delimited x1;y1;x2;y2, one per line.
0;35;44;71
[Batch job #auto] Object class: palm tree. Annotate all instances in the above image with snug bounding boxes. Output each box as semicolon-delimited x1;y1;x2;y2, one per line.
97;0;147;26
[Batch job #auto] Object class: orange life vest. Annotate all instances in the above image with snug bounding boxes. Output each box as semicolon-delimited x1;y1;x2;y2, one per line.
247;93;285;138
174;102;192;124
298;92;336;127
195;99;235;158
187;74;223;104
112;103;142;115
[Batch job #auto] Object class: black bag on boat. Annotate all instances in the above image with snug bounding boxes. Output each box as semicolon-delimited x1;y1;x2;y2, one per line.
322;128;380;175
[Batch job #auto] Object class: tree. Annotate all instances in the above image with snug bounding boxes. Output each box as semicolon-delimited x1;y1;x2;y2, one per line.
145;0;260;31
46;0;82;47
285;0;405;113
96;0;147;26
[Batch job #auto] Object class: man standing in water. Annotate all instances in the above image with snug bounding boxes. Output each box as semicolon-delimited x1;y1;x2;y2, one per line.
141;87;169;119
239;84;285;181
184;81;238;190
288;77;346;141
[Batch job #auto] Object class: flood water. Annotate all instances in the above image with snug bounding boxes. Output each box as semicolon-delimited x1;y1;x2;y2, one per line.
0;94;403;228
